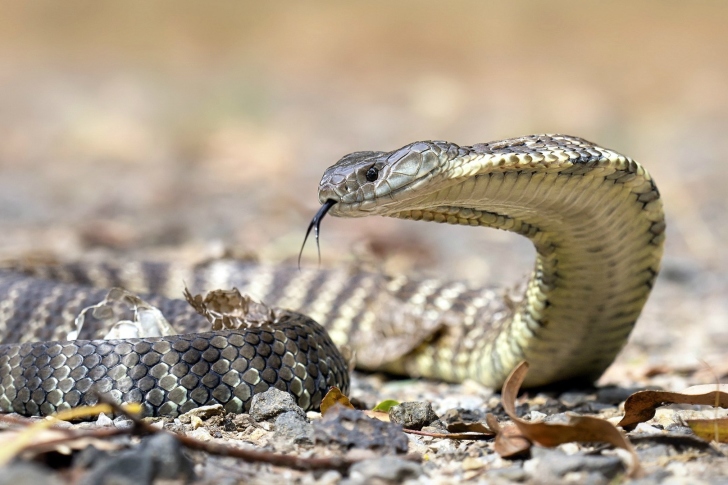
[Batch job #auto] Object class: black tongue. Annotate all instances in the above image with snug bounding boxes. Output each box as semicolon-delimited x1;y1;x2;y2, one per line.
298;199;337;268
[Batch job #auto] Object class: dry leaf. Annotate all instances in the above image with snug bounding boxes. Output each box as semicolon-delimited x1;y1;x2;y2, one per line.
617;387;728;431
362;410;391;422
502;361;640;477
486;413;530;458
0;429;120;456
0;403;142;466
320;387;354;416
686;418;728;443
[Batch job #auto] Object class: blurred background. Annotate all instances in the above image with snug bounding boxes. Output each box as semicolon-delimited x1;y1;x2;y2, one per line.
0;1;726;378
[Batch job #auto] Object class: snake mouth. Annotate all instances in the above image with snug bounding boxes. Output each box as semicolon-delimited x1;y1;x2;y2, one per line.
298;199;337;267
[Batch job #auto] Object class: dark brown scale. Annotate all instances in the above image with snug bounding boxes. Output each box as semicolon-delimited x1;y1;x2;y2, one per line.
0;272;349;417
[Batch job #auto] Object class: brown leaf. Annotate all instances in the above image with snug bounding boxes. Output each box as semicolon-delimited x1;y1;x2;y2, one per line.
617;388;728;431
686;418;728;443
362;410;391;422
487;413;530;458
320;387;354;416
502;361;640;477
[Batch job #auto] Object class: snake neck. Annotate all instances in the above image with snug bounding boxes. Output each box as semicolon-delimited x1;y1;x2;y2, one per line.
388;144;665;387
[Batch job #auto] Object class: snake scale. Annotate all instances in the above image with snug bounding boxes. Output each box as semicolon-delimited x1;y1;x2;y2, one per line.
0;134;664;417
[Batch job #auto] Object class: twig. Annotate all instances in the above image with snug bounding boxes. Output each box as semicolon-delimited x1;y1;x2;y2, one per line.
19;427;131;454
403;428;493;440
96;395;419;471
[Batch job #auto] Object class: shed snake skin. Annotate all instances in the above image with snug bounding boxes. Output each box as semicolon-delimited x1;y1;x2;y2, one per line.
0;134;664;417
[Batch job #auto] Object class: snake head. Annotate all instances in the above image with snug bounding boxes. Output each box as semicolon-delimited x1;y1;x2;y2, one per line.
318;141;457;216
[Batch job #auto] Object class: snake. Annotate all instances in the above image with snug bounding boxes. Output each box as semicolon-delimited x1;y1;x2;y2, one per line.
0;134;664;417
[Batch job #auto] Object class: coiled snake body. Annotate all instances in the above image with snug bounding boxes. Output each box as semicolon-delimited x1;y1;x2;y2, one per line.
0;135;664;417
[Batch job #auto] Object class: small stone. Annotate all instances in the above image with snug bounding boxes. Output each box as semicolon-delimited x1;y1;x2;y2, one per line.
347;456;422;484
78;451;153;485
530;410;547;421
274;411;314;445
596;386;645;405
315;406;408;453
250;388;305;422
95;413;113;427
558;391;590;408
229;413;257;431
179;403;225;424
74;445;111;470
0;463;62;485
247;427;269;442
528;448;624;479
113;416;133;429
142;433;195;481
420;422;448;433
634;423;665;435
316;470;343;485
558;442;580;455
543;412;570;424
485;467;529;482
462;456;486;471
77;433;194;485
187;427;214;441
388;401;440;430
636;443;673;462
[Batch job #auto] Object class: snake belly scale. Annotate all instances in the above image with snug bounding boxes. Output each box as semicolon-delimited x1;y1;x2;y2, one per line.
0;134;664;417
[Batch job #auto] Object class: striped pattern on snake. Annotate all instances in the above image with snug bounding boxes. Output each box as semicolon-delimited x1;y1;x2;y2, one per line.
0;134;664;417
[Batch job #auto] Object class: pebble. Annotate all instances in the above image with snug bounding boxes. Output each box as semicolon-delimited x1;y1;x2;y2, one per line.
314;406;409;453
0;463;62;485
634;423;665;435
78;433;195;485
77;433;194;485
389;401;441;430
187;427;214;441
274;410;314;445
95;413;113;427
596;386;646;405
113;416;133;429
526;448;624;480
250;387;306;422
530;410;547;421
179;403;225;424
143;433;195;480
345;456;423;484
559;391;591;408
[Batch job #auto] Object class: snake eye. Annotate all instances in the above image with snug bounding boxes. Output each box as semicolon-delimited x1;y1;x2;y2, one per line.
365;166;379;182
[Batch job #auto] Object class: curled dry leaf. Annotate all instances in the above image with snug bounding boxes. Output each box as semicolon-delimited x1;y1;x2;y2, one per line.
617;386;728;431
320;387;355;416
502;361;640;477
486;413;530;458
